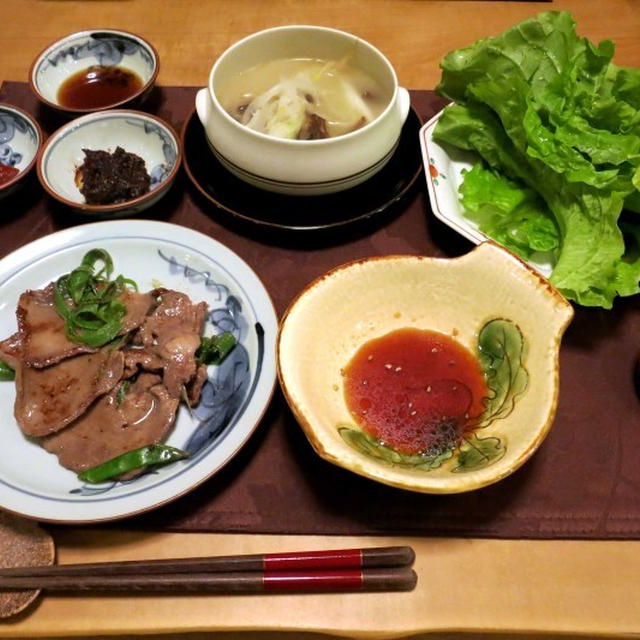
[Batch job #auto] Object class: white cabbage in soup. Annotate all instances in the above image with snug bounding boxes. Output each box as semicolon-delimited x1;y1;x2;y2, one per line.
217;57;388;140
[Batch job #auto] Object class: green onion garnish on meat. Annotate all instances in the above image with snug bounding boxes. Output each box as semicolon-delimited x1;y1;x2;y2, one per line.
53;249;137;347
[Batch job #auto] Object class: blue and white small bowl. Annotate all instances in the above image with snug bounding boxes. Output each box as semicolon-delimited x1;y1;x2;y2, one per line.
37;109;181;216
29;29;158;114
0;104;42;200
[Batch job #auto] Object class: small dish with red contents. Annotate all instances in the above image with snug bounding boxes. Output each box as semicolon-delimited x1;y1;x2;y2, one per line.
277;243;574;494
29;29;158;115
0;104;42;201
37;109;181;217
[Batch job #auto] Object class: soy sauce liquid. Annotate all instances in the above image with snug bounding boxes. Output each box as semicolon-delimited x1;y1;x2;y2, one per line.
57;66;143;109
343;328;488;455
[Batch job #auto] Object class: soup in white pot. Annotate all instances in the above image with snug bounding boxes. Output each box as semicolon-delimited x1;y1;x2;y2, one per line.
216;56;388;140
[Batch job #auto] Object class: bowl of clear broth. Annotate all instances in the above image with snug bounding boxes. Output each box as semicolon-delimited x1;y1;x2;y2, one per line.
29;29;158;114
196;25;411;196
277;243;574;493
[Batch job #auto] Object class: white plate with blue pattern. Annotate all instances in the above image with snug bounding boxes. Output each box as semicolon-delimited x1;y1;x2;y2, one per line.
0;220;278;523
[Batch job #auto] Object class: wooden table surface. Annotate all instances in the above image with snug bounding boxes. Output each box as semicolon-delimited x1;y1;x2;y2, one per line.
2;1;640;638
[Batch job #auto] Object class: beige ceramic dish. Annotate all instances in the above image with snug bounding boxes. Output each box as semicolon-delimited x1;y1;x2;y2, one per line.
277;242;574;494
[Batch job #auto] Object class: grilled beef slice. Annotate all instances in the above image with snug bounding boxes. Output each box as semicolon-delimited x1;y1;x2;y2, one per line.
5;284;155;368
10;284;96;368
42;373;180;473
4;284;210;474
0;331;23;370
133;289;208;398
14;348;125;437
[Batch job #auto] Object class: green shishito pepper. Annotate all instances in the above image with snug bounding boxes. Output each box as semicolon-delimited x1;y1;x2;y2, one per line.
196;331;236;365
0;360;15;381
77;444;189;484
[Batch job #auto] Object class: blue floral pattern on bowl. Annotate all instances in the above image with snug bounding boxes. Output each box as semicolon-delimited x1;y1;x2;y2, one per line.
0;105;41;197
124;118;176;188
31;29;157;112
44;32;154;70
0;114;26;167
0;110;38;168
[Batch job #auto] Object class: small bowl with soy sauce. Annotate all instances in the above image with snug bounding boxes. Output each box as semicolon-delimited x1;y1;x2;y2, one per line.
29;29;158;115
36;109;181;217
0;104;43;201
277;243;574;494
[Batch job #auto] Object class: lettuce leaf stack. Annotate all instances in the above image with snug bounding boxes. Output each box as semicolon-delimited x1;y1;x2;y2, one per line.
432;10;640;308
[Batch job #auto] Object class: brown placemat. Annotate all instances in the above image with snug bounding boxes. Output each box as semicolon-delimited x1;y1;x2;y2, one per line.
2;80;640;540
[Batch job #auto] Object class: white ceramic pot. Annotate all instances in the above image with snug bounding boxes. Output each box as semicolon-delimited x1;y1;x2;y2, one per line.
196;25;411;196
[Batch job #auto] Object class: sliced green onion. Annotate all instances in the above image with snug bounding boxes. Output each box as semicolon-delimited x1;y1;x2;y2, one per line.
81;248;114;278
54;249;137;347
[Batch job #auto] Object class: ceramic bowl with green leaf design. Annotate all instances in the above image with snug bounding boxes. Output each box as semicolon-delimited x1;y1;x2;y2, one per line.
277;242;574;494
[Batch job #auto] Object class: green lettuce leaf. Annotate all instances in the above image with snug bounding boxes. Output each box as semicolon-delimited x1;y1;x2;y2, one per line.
433;10;640;308
459;163;559;259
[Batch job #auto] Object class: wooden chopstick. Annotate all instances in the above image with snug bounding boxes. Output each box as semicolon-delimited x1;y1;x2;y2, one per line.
0;545;415;578
0;566;417;593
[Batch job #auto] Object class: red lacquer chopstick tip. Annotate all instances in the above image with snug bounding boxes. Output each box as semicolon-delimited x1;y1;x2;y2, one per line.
263;546;415;571
262;567;417;592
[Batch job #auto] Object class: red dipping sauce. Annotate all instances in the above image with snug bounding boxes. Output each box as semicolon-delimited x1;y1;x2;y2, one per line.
0;163;19;186
343;328;488;455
